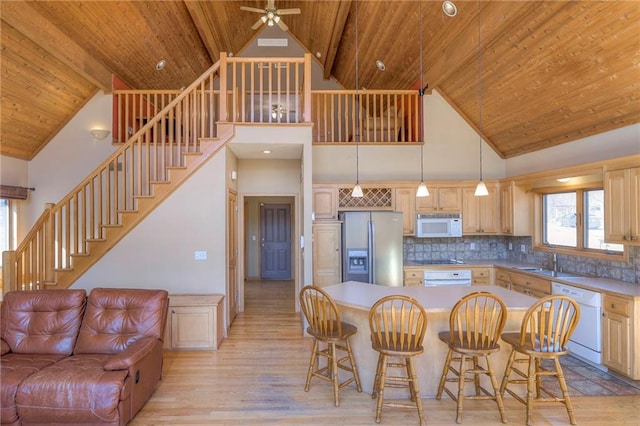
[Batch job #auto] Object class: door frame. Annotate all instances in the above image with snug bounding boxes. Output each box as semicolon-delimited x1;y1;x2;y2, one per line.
236;193;300;314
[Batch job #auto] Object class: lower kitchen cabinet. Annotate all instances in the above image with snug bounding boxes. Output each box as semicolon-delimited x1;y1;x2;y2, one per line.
495;269;511;289
403;268;424;286
508;271;551;298
164;294;225;350
602;292;639;379
472;268;491;285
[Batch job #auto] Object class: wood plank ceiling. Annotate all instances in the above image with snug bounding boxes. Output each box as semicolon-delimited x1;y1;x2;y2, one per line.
1;1;638;161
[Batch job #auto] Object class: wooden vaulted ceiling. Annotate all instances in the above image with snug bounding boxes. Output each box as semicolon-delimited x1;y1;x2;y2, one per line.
1;1;639;161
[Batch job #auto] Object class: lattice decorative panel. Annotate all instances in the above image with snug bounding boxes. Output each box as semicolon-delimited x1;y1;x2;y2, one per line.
338;187;393;209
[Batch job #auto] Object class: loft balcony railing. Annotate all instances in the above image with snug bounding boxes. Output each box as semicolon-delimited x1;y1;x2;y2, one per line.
3;53;421;294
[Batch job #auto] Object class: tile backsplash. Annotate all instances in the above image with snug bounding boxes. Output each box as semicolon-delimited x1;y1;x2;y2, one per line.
403;235;639;285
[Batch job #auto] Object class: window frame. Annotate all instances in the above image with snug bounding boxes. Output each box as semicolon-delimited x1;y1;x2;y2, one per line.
534;185;627;261
0;198;18;268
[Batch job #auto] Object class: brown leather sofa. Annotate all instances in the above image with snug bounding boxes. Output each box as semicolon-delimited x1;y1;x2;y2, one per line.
1;288;169;425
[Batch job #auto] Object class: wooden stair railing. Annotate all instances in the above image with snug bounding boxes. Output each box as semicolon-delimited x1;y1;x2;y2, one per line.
3;58;234;292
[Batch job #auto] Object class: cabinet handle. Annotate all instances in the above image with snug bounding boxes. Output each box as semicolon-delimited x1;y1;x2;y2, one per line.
171;310;175;314
602;312;607;318
631;235;637;241
611;304;616;309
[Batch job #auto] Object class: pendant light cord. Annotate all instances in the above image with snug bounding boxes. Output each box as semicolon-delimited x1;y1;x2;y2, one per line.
420;0;425;180
477;0;483;182
355;0;360;185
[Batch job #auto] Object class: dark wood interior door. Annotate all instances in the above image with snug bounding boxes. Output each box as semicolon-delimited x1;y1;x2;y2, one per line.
260;204;291;280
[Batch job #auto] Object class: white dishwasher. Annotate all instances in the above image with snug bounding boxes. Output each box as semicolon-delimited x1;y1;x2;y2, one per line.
551;282;602;365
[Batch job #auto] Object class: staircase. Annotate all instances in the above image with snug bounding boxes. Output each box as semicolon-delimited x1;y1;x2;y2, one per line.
3;59;237;291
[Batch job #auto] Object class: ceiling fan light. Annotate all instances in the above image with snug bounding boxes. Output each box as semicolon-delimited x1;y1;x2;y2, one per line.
267;11;275;19
416;182;430;197
274;15;281;23
261;15;267;23
267;19;274;26
352;183;363;198
474;180;489;197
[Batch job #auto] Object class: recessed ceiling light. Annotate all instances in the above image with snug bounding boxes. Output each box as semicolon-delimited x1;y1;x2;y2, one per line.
263;150;271;154
556;177;572;183
442;1;457;17
376;60;386;71
156;59;166;71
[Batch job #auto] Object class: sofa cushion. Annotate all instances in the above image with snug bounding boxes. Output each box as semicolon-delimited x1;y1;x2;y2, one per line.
1;289;86;355
0;353;67;424
16;354;128;424
74;288;168;354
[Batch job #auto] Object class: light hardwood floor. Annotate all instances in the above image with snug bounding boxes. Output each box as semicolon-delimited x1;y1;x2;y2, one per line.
132;280;640;425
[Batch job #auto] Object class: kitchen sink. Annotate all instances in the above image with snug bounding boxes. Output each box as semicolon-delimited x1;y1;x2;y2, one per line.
512;266;580;278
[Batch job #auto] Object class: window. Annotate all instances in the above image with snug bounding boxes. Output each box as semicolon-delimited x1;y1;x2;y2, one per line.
542;189;623;254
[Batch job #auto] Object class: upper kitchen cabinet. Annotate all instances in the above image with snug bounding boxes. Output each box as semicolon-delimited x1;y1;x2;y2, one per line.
312;186;338;220
462;184;499;234
500;181;532;236
415;186;462;213
395;187;416;235
605;168;640;245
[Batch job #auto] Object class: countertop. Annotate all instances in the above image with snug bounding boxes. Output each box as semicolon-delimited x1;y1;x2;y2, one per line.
323;281;537;313
404;259;640;299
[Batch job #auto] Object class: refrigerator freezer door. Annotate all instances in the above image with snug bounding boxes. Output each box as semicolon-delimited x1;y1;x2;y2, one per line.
342;212;371;283
371;211;404;287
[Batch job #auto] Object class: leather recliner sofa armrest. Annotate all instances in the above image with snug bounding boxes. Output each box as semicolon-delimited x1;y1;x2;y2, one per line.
1;338;10;355
103;336;158;371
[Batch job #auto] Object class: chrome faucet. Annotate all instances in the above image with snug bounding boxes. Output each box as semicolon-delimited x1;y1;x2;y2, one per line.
552;253;558;272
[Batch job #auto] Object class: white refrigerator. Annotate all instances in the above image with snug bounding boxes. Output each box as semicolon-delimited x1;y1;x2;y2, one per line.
339;211;404;287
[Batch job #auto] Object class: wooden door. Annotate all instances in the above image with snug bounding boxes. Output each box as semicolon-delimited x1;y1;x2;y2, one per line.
228;190;238;323
260;204;292;279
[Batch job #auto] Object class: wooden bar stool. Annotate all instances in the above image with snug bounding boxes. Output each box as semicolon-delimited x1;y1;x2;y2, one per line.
299;285;362;406
436;291;508;424
368;295;428;425
499;295;580;425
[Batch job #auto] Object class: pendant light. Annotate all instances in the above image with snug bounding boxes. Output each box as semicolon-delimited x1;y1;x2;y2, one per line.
474;0;488;197
416;0;429;198
352;0;363;198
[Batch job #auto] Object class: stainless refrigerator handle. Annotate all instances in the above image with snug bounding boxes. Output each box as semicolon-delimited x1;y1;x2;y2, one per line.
368;220;375;284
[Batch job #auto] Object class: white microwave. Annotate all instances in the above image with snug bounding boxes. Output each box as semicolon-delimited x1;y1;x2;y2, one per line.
416;213;463;238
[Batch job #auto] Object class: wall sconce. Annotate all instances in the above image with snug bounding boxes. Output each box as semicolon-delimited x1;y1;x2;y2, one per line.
231;170;237;181
90;129;110;140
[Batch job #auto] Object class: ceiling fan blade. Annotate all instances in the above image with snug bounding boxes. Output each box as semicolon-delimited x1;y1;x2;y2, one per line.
267;0;275;9
240;6;265;13
276;18;289;31
277;8;301;15
251;17;265;30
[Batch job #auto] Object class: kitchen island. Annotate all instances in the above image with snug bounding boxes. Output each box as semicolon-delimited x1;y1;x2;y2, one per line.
323;281;538;397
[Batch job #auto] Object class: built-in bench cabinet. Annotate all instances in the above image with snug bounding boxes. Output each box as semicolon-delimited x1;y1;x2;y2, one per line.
602;292;639;379
164;294;225;350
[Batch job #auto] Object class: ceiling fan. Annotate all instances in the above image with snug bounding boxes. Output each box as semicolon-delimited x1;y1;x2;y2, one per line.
241;0;301;32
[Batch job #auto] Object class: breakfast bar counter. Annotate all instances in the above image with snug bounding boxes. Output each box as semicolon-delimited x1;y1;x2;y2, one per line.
323;281;537;397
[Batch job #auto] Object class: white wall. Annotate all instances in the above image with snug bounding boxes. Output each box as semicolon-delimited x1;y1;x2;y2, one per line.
0;156;28;187
312;89;506;182
505;123;640;177
73;149;227;295
27;92;117;226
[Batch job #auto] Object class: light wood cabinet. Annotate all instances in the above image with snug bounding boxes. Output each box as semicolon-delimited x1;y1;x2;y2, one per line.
403;268;424;286
395;187;416;235
495;269;510;289
415;186;462;213
164;294;225;350
472;268;491;285
312;186;338;220
462;184;499;234
509;271;551;298
602;293;639;379
500;181;532;236
604;168;640;245
312;222;342;287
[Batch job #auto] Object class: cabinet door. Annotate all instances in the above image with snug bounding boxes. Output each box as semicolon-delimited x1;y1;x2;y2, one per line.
462;188;481;233
313;187;338;220
479;185;499;234
312;222;342;287
604;170;629;243
629;167;640;241
395;188;416;235
438;187;462;212
171;307;215;349
602;311;631;375
500;184;514;234
416;190;437;212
